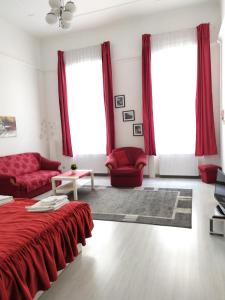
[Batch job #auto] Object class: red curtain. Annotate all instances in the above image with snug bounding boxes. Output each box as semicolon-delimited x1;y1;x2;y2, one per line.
142;34;156;156
57;51;73;157
101;41;115;155
195;24;217;156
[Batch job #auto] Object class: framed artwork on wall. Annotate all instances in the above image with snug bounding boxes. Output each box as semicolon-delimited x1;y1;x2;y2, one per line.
114;95;125;108
133;123;143;136
122;110;135;122
0;116;17;138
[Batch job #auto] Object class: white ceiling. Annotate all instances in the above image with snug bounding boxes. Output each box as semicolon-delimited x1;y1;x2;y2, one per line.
0;0;219;37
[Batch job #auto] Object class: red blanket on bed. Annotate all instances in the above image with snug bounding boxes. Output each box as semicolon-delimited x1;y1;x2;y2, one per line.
0;199;94;300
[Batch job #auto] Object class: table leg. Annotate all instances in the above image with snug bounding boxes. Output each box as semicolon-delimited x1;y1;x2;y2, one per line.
91;171;94;190
52;179;56;196
73;180;78;200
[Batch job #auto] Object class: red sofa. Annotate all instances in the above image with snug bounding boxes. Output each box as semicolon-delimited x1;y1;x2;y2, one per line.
0;152;61;198
105;147;147;187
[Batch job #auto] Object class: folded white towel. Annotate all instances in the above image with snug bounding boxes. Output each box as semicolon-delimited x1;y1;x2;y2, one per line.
0;195;13;201
0;199;14;206
0;195;14;206
26;199;69;212
40;195;68;205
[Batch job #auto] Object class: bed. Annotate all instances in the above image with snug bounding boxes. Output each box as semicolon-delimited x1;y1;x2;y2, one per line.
0;199;94;300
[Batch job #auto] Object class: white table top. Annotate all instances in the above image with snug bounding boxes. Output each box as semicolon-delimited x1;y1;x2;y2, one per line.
52;169;93;180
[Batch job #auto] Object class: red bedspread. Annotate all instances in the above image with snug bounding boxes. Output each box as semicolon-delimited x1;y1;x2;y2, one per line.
0;199;94;300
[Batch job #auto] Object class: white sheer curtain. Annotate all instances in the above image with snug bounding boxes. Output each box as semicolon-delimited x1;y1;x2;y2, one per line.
65;45;106;156
151;29;198;175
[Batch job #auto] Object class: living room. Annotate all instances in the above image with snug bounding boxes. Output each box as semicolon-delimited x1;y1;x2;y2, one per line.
0;0;225;299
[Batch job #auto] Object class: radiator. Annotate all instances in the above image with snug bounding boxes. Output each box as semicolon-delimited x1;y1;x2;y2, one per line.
158;154;199;176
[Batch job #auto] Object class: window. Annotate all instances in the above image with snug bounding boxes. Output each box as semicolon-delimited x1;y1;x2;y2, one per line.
65;46;106;155
152;30;197;154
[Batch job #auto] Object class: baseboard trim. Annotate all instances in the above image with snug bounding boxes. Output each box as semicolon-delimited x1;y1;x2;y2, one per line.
159;175;200;179
92;174;200;179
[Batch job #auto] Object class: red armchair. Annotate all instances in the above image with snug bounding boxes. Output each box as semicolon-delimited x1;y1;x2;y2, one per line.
0;152;61;198
105;147;147;187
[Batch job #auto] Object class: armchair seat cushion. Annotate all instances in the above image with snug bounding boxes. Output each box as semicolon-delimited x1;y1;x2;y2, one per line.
111;166;140;177
15;170;60;192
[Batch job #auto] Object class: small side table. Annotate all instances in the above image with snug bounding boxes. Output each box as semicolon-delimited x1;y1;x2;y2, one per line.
209;205;225;236
51;169;94;200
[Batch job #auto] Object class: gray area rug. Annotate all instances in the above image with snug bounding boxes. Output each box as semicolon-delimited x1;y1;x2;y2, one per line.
77;186;192;229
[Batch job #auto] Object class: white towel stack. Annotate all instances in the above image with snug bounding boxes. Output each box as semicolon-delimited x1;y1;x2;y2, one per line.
0;195;14;206
26;195;69;212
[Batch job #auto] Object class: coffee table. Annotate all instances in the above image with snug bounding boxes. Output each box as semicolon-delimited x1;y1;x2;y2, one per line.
51;169;94;200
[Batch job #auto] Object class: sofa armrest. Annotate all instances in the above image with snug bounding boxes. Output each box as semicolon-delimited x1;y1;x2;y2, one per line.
105;154;117;170
135;154;147;170
0;174;18;195
0;174;16;183
40;156;61;171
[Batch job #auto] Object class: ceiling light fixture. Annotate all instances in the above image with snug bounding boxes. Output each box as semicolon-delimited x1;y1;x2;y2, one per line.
46;0;76;29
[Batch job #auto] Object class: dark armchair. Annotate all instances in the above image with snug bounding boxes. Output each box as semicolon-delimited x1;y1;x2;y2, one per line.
105;147;147;187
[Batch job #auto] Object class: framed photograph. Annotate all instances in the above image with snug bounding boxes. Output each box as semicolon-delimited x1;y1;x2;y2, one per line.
0;116;17;138
115;95;125;108
133;123;143;136
122;110;135;122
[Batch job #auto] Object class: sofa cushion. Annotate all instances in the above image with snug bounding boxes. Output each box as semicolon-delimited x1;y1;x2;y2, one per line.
15;170;60;192
111;166;140;177
0;153;40;177
113;150;130;167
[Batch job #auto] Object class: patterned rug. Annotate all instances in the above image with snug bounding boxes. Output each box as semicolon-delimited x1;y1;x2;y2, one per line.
77;186;192;228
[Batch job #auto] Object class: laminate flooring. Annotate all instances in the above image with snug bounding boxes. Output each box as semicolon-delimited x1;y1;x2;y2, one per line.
38;177;225;300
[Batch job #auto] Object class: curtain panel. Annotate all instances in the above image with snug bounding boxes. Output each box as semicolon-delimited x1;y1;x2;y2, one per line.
57;51;73;157
101;41;115;155
142;34;156;156
195;23;217;156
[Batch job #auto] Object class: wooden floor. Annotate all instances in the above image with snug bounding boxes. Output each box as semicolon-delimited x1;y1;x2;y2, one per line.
39;177;225;300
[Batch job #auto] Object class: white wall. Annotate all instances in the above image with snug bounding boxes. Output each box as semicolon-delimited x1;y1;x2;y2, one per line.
219;0;225;171
221;0;225;20
41;1;221;174
0;18;48;157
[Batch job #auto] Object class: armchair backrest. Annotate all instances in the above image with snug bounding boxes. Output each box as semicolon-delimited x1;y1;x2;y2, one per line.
112;147;145;166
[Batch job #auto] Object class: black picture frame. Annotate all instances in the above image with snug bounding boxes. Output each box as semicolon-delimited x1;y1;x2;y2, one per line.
115;95;125;108
122;110;135;122
133;123;143;136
